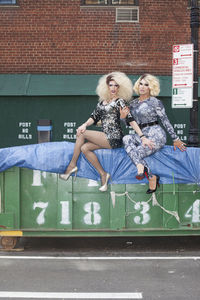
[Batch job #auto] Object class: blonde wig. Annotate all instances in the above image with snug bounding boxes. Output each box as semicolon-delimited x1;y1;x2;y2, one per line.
96;71;133;102
133;74;160;97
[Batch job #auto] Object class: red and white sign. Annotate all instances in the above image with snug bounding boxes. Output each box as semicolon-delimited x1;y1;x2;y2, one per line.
172;44;193;88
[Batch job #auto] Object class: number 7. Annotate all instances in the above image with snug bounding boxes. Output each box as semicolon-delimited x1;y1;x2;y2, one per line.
33;202;49;225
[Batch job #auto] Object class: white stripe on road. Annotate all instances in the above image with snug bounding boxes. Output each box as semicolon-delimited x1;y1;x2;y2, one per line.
0;292;142;299
0;255;200;260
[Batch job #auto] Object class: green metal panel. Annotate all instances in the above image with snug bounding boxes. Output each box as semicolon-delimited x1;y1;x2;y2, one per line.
110;184;126;230
0;74;198;148
0;74;173;96
0;168;200;237
162;184;179;229
4;168;20;229
0;95;193;148
126;184;163;229
178;184;200;228
20;169;59;229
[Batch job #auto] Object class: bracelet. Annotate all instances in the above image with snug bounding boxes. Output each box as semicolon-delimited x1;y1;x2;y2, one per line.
140;134;145;138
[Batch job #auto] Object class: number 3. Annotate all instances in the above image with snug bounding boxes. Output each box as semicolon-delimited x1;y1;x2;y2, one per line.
134;201;150;225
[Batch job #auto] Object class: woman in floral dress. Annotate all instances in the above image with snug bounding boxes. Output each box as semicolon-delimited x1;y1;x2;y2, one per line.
60;71;153;191
122;74;186;194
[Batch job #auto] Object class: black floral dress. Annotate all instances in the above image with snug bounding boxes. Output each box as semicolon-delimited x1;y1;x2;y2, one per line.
90;98;134;149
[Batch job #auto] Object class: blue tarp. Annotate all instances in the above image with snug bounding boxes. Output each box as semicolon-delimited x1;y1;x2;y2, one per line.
0;141;199;185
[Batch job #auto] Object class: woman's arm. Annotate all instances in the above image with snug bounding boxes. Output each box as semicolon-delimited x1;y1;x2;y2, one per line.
120;107;154;149
155;99;186;151
76;117;94;136
129;120;155;150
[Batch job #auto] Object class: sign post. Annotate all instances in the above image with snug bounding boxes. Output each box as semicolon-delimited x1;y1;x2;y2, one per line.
188;0;199;147
172;44;193;108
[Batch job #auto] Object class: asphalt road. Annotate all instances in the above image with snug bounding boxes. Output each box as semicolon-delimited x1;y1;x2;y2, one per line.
0;236;200;300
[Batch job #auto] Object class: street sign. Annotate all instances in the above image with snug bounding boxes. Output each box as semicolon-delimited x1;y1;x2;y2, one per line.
172;44;193;108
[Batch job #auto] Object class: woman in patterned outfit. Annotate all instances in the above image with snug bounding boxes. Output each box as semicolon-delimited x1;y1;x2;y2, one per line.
60;72;154;191
122;74;186;194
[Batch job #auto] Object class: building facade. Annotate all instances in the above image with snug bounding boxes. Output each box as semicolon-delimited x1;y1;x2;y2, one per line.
0;0;191;74
0;0;198;147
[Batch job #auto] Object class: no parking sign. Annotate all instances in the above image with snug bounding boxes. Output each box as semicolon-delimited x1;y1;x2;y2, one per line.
172;44;193;108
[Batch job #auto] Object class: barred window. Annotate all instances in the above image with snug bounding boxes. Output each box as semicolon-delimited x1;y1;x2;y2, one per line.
81;0;139;5
0;0;16;4
188;0;200;6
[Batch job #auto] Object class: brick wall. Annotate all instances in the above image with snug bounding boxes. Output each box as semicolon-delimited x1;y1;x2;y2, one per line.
0;0;191;75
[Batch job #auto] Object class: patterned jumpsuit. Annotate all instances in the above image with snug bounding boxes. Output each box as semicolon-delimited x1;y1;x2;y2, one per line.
123;96;178;177
90;98;134;149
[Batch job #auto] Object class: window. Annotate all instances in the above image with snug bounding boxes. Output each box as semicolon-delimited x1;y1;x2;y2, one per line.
116;7;138;22
81;0;139;5
81;0;139;22
188;0;200;7
0;0;16;4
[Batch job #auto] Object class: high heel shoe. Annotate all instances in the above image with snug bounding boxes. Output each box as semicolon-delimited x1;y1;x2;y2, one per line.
136;166;149;180
59;166;78;181
99;173;110;192
146;175;160;194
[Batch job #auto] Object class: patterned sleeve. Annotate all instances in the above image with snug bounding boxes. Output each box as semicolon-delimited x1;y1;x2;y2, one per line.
116;98;135;124
90;103;101;125
155;99;178;140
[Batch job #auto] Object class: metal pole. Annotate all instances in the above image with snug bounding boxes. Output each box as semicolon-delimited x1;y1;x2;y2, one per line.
188;0;199;147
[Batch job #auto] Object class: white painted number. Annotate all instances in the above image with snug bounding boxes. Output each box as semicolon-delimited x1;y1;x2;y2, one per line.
134;201;150;225
32;170;47;186
84;202;101;225
33;202;49;225
60;201;71;225
32;201;102;226
185;199;200;223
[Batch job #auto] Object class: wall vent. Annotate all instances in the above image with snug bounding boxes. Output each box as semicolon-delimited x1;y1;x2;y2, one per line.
116;7;139;22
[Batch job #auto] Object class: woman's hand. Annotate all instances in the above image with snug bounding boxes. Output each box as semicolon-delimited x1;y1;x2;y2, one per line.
173;139;187;151
76;123;87;136
120;107;130;119
141;137;155;150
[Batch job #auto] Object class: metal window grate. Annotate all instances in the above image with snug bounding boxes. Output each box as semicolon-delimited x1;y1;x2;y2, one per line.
116;7;138;22
82;0;139;5
0;0;16;4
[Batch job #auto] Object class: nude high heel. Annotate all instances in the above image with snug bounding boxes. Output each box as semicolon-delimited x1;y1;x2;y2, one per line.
59;166;78;181
146;175;160;194
99;173;110;192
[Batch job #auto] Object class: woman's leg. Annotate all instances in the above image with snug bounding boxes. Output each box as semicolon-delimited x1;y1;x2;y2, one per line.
66;130;111;184
123;132;164;191
123;134;152;175
123;133;165;177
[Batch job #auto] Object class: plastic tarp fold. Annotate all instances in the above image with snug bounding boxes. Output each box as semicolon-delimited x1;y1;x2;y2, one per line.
0;141;199;185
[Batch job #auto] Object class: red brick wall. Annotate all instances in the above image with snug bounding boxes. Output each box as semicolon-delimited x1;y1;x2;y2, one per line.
0;0;192;75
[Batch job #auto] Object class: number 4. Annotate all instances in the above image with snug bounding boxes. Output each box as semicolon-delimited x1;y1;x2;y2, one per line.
185;199;200;223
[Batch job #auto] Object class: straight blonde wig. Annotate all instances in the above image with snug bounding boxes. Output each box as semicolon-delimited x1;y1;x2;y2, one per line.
133;74;160;97
96;71;133;102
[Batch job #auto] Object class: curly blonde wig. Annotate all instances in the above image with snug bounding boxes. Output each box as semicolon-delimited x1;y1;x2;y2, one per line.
133;74;160;97
96;71;133;102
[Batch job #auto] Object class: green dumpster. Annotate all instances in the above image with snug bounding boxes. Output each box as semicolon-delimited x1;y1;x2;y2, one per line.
0;167;200;249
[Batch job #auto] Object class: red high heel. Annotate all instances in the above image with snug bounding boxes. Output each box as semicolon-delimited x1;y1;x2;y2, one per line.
136;166;149;180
